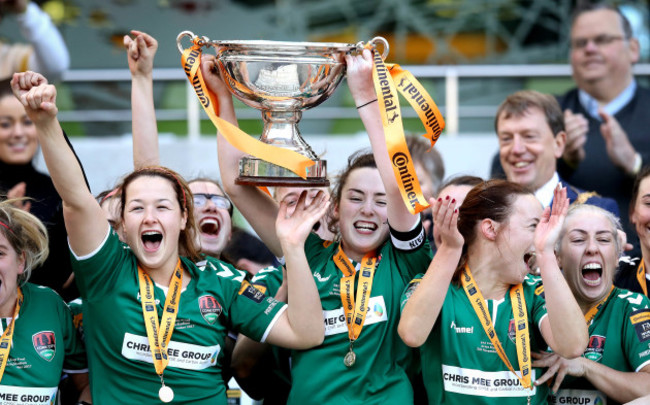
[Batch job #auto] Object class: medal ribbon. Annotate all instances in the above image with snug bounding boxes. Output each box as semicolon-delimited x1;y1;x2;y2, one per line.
369;47;445;215
333;246;377;343
181;38;314;180
0;288;22;383
584;286;614;325
461;265;532;389
138;259;183;376
637;259;648;296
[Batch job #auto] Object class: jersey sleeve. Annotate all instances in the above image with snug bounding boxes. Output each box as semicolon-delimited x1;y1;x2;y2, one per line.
228;280;287;343
528;277;548;330
400;274;423;312
69;225;133;299
59;297;87;373
250;266;284;298
621;292;650;371
388;220;432;282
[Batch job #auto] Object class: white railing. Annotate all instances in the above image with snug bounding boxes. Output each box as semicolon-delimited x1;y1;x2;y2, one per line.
60;64;650;139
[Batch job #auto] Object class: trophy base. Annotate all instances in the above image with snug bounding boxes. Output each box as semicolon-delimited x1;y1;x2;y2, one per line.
236;158;329;188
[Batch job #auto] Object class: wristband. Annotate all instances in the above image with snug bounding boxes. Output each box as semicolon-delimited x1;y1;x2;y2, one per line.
632;152;643;176
356;99;377;109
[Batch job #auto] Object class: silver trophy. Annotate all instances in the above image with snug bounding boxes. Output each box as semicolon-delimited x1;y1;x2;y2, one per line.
177;32;388;187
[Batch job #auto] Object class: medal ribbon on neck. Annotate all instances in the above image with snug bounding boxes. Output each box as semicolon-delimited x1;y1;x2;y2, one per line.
637;259;648;296
584;285;615;325
333;245;377;343
0;288;22;383
138;259;183;376
461;265;532;390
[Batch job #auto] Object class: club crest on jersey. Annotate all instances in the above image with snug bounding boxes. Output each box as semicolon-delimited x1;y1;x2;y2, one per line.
32;331;56;361
585;335;606;362
198;295;222;324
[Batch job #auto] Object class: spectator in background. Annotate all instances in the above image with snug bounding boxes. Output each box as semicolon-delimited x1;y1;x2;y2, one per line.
0;0;69;81
557;3;650;245
496;90;619;216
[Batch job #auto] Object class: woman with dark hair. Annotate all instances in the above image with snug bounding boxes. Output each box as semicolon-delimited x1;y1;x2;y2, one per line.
11;70;325;404
212;49;432;404
399;180;588;404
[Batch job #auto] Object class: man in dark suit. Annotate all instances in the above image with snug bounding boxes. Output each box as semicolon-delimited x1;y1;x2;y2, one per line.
558;4;650;243
495;90;619;216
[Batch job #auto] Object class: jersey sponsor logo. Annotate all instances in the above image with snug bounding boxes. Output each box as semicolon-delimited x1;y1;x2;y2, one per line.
314;272;331;283
122;333;221;370
251;283;267;295
584;335;606;362
0;384;57;405
322;296;388;336
198;295;222;324
450;321;474;334
549;389;607;404
238;282;265;303
442;365;536;397
630;309;650;342
32;331;55;362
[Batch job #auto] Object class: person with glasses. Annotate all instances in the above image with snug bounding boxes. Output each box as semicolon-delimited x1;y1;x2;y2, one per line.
556;3;650;249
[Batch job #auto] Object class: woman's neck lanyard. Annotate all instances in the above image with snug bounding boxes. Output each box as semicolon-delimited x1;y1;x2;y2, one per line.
138;259;183;403
333;245;377;369
637;259;648;296
461;265;533;403
0;288;22;384
584;286;614;325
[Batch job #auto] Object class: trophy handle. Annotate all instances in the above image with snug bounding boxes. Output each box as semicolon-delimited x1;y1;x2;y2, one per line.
176;31;211;54
355;36;390;60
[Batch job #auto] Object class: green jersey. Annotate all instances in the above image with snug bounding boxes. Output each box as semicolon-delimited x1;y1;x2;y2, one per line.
70;227;286;404
550;287;650;405
401;274;549;404
284;224;431;405
0;283;86;405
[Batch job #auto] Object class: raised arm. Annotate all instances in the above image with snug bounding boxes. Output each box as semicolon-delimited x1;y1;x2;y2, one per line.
264;190;327;348
535;185;588;358
201;57;283;256
11;71;106;256
345;49;419;232
398;197;463;347
124;30;159;168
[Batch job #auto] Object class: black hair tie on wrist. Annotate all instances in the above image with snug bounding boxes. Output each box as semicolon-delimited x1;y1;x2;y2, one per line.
356;99;378;109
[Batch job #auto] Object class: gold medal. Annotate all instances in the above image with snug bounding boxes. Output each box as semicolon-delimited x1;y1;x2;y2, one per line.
343;343;356;368
159;384;174;403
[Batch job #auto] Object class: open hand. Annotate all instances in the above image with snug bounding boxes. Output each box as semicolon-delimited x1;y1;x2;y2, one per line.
276;190;330;248
562;109;588;167
430;196;463;250
599;110;638;175
532;351;586;393
534;184;568;254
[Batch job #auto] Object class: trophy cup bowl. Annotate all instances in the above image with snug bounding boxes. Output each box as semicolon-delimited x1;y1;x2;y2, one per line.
177;32;388;187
